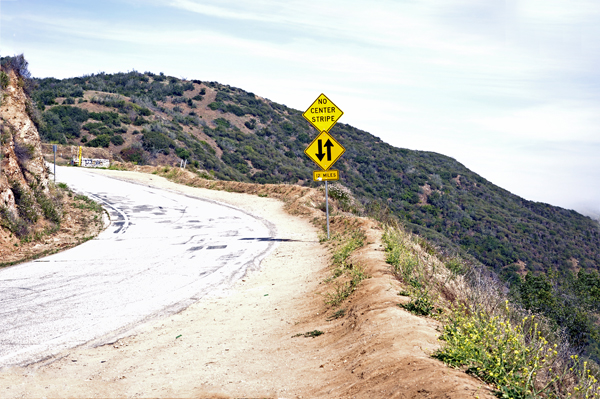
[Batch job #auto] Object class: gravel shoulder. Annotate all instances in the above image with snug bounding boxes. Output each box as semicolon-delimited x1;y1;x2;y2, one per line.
0;169;494;398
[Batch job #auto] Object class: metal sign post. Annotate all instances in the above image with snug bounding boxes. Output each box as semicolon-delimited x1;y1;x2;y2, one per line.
325;181;330;239
52;144;57;182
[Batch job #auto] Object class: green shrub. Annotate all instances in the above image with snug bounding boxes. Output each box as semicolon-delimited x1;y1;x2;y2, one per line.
110;135;124;146
120;146;146;164
89;111;121;126
142;129;173;154
214;117;230;128
328;184;355;212
0;206;29;237
11;181;38;224
73;194;103;213
244;118;256;130
133;116;147;126
13;141;35;165
297;132;310;143
87;134;111;148
138;107;152;116
400;290;436;316
0;71;9;89
32;184;61;225
83;122;103;131
175;147;190;160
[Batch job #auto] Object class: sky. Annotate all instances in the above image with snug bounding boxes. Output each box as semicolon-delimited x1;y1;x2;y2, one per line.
1;0;600;217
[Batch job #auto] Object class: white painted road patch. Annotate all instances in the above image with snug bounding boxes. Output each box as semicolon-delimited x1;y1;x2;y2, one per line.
0;166;276;368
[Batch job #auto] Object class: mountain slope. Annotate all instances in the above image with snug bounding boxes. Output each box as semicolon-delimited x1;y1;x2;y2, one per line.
31;71;600;281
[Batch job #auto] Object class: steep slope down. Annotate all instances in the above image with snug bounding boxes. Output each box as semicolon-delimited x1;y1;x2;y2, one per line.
0;169;493;398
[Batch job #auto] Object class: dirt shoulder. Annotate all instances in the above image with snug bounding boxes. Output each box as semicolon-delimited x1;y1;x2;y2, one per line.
0;169;493;398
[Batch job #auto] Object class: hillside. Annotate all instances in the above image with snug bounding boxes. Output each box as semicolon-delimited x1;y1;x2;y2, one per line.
31;71;600;281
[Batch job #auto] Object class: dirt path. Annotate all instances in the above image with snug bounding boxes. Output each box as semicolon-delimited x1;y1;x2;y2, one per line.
0;170;494;398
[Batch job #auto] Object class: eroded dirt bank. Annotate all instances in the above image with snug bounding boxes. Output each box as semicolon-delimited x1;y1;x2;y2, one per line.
0;169;493;398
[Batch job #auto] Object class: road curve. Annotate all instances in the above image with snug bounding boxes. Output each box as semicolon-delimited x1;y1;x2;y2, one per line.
0;166;276;368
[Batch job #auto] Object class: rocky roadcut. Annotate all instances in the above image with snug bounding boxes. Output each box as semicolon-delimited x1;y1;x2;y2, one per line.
0;169;492;398
0;65;105;266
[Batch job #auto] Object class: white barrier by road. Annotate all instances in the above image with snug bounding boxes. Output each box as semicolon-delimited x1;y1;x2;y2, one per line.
72;157;110;168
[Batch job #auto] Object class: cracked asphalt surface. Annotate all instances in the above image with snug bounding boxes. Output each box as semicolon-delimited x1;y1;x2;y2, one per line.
0;166;275;368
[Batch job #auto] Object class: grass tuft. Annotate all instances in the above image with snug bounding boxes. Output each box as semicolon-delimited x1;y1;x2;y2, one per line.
327;309;346;321
292;330;324;338
323;227;369;306
383;228;440;316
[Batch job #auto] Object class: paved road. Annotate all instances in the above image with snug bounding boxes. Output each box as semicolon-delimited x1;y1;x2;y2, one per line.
0;166;276;368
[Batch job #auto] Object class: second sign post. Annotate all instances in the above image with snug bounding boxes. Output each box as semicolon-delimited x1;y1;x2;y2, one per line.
303;93;346;239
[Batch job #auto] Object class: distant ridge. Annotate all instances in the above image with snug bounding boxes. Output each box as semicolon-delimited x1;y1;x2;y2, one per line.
31;71;600;281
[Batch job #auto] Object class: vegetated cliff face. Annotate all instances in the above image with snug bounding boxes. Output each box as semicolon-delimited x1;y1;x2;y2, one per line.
0;66;50;237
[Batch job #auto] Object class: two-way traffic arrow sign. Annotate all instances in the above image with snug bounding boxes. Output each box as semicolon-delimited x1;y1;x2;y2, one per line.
304;131;345;171
316;137;334;162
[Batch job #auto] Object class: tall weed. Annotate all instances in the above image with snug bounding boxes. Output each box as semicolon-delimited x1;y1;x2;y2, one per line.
383;228;440;316
324;226;369;306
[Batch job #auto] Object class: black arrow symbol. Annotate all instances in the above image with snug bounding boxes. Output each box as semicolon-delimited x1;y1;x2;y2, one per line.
324;139;333;161
316;139;326;161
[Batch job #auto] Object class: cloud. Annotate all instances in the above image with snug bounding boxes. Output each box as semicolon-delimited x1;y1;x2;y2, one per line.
167;0;281;23
471;103;600;142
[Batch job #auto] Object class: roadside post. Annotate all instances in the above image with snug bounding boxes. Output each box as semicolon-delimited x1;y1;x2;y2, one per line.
302;94;346;239
52;144;57;182
78;146;83;167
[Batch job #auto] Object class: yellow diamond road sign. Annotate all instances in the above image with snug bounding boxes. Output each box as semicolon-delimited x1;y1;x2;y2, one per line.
302;93;344;133
304;131;346;171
